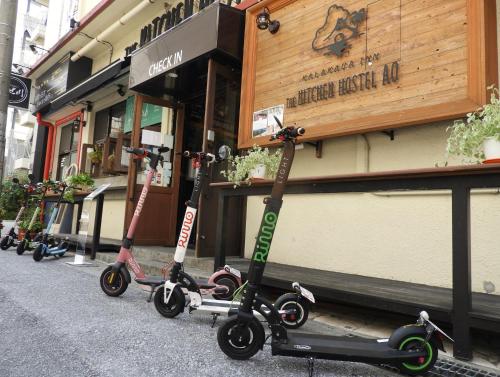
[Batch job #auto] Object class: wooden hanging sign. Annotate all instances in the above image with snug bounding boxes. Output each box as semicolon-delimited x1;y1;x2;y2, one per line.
238;0;498;148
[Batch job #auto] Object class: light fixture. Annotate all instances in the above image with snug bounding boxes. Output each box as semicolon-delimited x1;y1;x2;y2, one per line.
12;63;29;74
167;71;178;78
117;85;126;96
256;7;280;34
70;18;80;29
29;44;50;53
72;117;81;131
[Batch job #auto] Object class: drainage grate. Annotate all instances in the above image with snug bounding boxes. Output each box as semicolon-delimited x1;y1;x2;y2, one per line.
382;359;499;377
428;359;500;377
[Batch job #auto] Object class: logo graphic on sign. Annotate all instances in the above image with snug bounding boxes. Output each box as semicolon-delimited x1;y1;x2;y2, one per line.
312;4;366;58
9;76;29;104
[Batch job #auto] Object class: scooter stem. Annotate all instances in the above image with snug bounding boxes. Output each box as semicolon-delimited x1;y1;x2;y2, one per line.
170;158;208;282
239;140;296;314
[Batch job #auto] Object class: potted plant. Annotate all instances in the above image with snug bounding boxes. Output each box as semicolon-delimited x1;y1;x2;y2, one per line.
89;145;103;165
222;145;282;186
65;172;95;192
447;86;500;163
17;206;42;240
64;173;95;203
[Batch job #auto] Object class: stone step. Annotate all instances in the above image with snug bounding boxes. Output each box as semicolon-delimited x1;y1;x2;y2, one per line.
130;245;215;271
94;252;212;280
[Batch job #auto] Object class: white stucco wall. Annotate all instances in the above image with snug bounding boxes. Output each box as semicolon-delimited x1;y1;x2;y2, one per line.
244;122;500;295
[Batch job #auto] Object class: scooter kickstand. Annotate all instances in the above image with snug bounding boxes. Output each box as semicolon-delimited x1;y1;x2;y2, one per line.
307;357;315;377
147;288;155;303
211;313;220;328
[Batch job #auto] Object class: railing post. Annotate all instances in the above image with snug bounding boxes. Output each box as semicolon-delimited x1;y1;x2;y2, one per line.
213;189;226;272
91;193;104;260
451;184;472;360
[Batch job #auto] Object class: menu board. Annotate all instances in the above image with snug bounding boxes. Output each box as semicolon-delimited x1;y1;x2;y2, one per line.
33;55;71;110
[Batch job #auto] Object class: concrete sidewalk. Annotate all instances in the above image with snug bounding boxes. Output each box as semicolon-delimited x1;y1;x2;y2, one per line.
0;249;401;377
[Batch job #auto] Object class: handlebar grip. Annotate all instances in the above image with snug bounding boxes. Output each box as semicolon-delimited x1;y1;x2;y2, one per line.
126;147;145;155
293;127;305;137
157;146;170;153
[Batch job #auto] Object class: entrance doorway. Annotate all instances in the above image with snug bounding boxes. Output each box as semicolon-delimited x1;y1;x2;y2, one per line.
124;95;184;246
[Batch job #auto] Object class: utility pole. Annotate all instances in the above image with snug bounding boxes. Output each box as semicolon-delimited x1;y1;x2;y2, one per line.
0;0;19;183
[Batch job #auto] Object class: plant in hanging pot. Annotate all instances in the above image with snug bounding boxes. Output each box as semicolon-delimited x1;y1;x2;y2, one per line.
221;145;282;187
89;145;103;165
447;86;500;163
65;172;95;192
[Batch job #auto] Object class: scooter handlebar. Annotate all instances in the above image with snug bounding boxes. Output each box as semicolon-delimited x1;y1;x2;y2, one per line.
126;147;146;155
270;126;306;141
182;151;217;163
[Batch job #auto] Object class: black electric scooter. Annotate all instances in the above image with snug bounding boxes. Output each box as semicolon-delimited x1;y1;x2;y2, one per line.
217;120;453;376
155;147;313;328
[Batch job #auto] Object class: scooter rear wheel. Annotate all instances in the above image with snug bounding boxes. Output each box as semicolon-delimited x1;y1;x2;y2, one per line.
217;316;265;360
397;335;438;375
153;285;185;318
212;275;239;301
16;240;26;255
0;236;12;250
33;244;44;261
274;293;309;329
100;266;129;297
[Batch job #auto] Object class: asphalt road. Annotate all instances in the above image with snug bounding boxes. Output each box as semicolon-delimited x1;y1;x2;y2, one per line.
0;250;400;377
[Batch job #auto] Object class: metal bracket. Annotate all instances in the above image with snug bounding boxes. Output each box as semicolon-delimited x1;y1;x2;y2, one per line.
382;130;395;140
305;140;323;158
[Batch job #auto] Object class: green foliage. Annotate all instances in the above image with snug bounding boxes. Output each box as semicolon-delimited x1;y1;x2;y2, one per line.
447;86;500;162
63;173;95;203
18;207;43;232
88;146;103;164
65;172;94;190
221;145;282;186
0;180;25;219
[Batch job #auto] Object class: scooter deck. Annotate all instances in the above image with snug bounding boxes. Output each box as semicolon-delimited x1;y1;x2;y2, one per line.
135;276;165;287
271;332;426;363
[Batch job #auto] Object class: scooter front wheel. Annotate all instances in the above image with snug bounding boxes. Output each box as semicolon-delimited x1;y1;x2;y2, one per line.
153;285;185;318
100;266;129;297
274;293;310;329
217;316;265;360
33;244;44;261
0;236;12;250
397;335;438;375
16;240;26;255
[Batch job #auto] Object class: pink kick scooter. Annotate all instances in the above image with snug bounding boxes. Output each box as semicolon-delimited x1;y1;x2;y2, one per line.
99;146;241;302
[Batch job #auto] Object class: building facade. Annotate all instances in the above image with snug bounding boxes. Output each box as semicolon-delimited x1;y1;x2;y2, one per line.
26;0;500;356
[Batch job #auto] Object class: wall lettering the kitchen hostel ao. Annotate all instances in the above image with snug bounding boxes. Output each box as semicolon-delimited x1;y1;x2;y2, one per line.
286;61;400;108
125;0;241;56
286;4;400;109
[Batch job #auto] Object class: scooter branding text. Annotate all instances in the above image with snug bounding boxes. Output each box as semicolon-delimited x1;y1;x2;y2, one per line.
177;208;196;248
253;211;278;263
134;187;149;217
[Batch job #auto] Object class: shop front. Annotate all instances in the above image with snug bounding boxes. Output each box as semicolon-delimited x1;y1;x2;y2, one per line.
208;0;499;360
127;2;245;254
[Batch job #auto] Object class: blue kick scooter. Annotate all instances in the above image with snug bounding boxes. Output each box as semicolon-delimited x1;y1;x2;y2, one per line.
33;181;72;262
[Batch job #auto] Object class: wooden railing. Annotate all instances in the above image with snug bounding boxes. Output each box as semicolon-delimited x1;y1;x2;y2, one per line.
210;163;500;361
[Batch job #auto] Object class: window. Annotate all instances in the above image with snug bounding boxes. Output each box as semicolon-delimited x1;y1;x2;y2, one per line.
57;122;80;180
83;100;130;177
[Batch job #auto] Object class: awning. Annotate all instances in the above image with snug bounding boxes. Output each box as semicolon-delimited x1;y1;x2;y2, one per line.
129;2;244;93
48;58;130;113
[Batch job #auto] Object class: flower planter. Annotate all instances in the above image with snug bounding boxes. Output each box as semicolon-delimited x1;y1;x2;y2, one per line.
249;164;266;180
18;229;26;240
483;137;500;163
